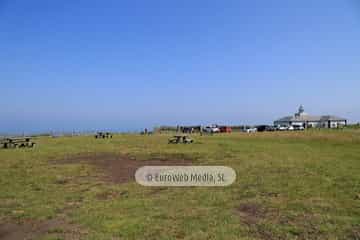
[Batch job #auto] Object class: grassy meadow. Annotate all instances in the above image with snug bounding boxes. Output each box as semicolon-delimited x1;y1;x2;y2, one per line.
0;130;360;239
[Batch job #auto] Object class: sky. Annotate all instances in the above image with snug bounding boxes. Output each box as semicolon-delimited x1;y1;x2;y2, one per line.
1;0;360;134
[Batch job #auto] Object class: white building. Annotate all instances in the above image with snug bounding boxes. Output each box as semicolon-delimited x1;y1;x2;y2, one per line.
274;106;347;128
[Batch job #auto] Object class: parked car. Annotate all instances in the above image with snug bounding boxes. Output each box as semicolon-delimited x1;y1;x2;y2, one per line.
244;127;257;133
276;125;288;131
293;125;305;131
219;126;232;133
256;125;277;132
266;126;277;131
256;125;268;132
287;126;295;131
203;126;220;133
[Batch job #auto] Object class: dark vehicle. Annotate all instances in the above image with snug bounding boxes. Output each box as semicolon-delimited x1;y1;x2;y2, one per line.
95;132;113;139
257;125;277;132
256;125;268;132
266;126;276;131
293;125;305;131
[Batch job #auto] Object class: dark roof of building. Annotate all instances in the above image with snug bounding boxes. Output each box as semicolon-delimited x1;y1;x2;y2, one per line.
275;114;346;123
275;106;347;123
320;115;347;121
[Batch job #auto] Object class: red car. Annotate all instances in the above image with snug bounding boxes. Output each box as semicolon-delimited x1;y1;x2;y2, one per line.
219;126;232;133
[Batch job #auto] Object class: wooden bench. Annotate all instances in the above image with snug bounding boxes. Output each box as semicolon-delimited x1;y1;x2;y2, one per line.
95;132;113;139
0;137;36;149
168;135;194;144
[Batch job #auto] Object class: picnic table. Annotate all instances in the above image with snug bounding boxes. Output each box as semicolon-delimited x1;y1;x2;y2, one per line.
0;137;36;149
95;132;113;139
168;135;194;144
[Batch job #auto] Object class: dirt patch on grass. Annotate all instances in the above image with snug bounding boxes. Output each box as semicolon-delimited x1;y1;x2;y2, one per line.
95;190;129;200
54;152;193;184
347;226;360;240
149;187;168;195
236;207;331;240
236;203;268;225
0;218;88;240
235;203;280;239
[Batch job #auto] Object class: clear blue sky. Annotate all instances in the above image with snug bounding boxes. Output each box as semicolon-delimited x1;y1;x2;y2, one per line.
1;0;360;133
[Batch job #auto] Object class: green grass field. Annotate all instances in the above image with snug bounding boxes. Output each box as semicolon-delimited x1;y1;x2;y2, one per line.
1;130;360;239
